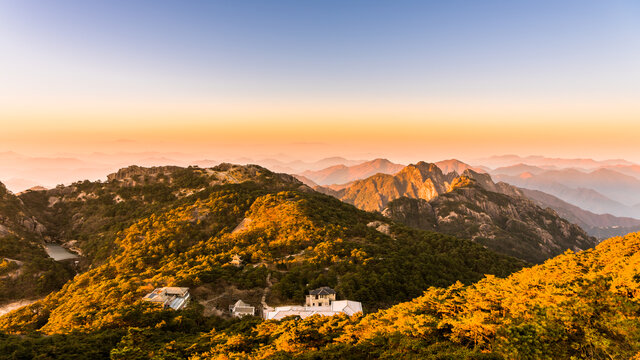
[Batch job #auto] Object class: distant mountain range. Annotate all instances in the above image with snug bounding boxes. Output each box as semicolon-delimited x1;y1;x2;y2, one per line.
3;150;640;236
520;188;640;239
476;154;634;169
300;158;405;185
250;156;366;174
491;167;640;217
298;158;485;187
316;161;596;263
290;156;640;240
0;151;368;192
433;159;487;175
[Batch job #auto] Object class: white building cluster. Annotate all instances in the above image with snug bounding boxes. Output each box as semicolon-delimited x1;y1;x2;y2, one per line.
142;285;363;321
264;286;362;320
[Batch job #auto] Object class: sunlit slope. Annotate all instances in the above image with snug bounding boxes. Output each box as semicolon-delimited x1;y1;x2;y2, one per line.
177;231;640;359
17;164;302;265
0;177;523;334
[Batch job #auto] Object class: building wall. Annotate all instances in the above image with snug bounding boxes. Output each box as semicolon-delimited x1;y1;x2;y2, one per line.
305;293;335;307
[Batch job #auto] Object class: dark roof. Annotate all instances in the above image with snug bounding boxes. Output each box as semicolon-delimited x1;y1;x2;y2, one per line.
309;286;336;295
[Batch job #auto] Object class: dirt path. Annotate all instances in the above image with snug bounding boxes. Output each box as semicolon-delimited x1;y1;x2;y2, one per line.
260;272;273;311
198;293;228;317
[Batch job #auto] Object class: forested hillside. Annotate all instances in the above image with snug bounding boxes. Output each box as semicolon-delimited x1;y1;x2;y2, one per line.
17;164;301;266
1;227;637;359
0;165;522;342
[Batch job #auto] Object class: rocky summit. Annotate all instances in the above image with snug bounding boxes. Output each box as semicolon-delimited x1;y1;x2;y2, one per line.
321;161;597;263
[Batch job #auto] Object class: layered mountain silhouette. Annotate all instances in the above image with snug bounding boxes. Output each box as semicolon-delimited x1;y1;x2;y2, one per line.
493;167;640;217
520;188;640;238
317;161;596;263
477;154;633;169
604;164;640;179
299;158;404;185
298;158;486;188
434;159;487;175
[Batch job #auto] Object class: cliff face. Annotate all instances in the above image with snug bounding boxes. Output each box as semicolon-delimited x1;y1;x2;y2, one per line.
0;183;46;238
384;184;595;263
327;162;597;263
338;162;457;212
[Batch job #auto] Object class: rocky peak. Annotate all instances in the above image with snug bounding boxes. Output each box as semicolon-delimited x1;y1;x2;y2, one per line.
461;169;498;192
406;161;444;177
327;160;597;263
400;162;453;187
447;176;476;192
435;159;486;176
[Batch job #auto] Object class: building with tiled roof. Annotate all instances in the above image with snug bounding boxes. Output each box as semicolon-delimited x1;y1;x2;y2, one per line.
142;287;190;310
229;300;256;317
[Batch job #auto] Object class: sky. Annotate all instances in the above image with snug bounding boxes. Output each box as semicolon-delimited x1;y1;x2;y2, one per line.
0;0;639;163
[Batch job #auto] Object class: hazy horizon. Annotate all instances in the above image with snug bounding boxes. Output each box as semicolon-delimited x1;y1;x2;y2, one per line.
1;0;639;164
1;148;638;193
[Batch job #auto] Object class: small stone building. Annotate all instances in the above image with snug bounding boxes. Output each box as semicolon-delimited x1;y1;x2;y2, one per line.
229;300;256;317
305;286;336;307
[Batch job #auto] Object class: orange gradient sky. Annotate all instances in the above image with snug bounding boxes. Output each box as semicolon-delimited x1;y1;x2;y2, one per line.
1;1;639;164
1;96;639;163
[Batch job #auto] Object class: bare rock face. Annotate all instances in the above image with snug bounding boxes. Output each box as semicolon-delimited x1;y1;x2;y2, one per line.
0;224;10;236
367;221;391;236
382;198;436;231
339;162;456;212
382;181;596;263
0;182;47;237
329;161;597;264
21;217;46;234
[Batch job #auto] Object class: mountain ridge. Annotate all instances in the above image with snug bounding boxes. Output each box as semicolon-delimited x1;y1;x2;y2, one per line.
320;161;596;263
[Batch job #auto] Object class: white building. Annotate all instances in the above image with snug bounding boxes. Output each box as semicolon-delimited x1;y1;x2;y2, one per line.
229;300;256;317
264;300;362;320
